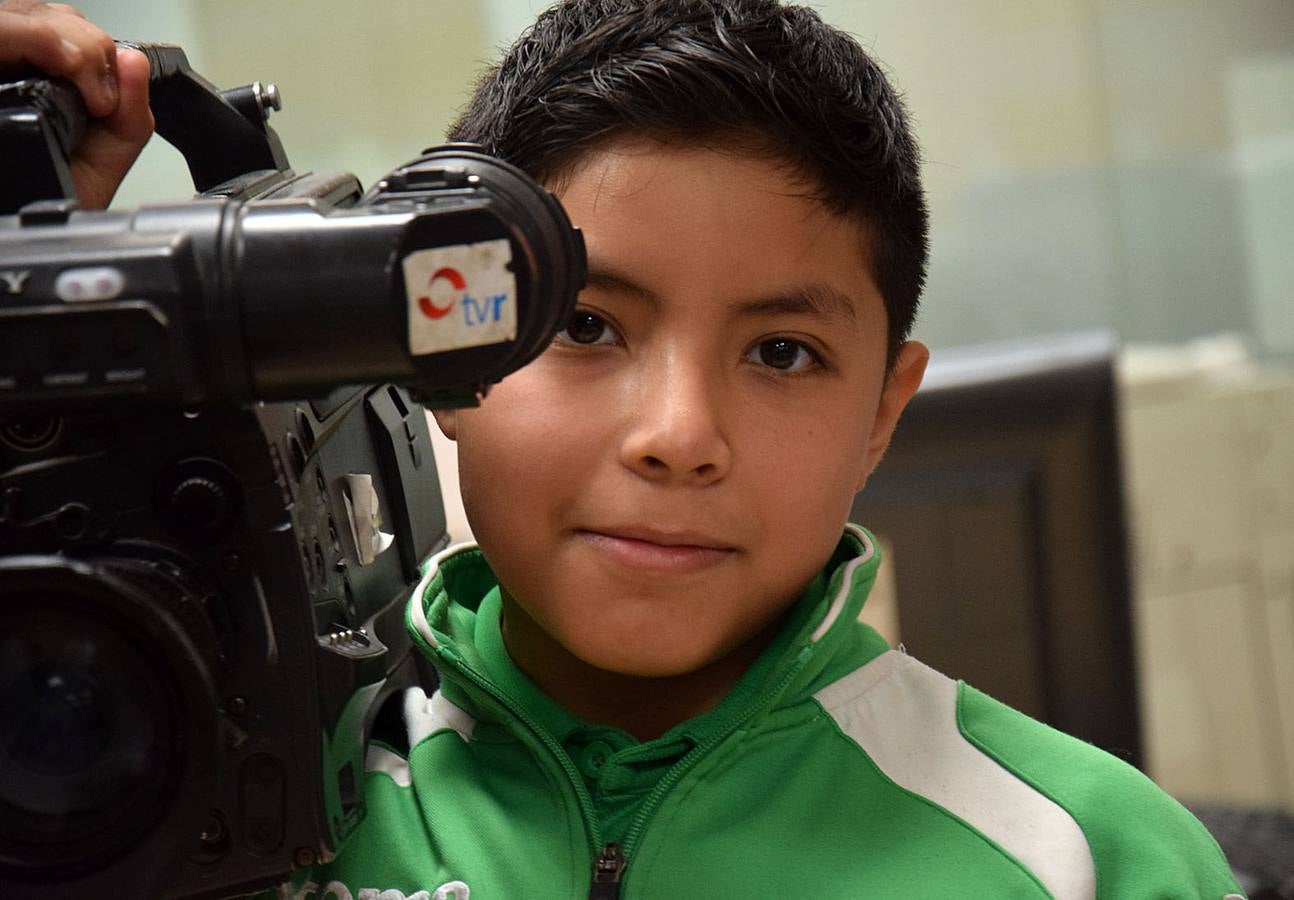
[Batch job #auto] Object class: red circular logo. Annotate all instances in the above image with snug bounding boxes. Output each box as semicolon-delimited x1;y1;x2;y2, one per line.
418;267;466;319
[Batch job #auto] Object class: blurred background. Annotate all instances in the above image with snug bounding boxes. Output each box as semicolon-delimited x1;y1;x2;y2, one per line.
87;0;1294;363
81;0;1294;830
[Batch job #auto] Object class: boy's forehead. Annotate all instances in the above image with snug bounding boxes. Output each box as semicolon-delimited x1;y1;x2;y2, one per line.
557;133;818;202
583;262;863;329
553;136;885;328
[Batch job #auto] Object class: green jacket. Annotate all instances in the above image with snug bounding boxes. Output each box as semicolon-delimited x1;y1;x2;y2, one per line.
282;525;1243;899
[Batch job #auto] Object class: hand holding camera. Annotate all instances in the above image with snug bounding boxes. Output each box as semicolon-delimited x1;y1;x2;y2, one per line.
0;0;152;208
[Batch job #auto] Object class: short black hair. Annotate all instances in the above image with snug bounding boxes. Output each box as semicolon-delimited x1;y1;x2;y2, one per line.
449;0;928;366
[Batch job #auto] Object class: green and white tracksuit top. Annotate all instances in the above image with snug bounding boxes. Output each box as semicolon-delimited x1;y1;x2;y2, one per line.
286;525;1244;900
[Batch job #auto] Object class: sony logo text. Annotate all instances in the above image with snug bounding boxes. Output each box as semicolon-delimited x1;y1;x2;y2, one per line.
0;270;32;294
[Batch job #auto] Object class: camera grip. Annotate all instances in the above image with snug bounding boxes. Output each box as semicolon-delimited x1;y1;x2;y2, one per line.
0;76;87;212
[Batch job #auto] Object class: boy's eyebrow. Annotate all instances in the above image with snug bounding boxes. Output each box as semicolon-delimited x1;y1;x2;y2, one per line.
585;267;662;306
728;284;859;326
585;267;859;326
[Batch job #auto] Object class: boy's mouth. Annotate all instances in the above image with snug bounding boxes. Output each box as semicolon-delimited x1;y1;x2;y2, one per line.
575;527;738;575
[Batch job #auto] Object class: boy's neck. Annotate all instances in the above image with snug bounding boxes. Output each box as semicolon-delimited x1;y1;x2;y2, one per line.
499;592;787;742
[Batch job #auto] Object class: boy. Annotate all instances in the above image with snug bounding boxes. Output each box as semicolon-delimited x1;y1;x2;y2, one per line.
2;1;1245;896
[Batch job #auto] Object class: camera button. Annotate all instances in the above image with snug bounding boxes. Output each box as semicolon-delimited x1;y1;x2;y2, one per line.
55;267;125;302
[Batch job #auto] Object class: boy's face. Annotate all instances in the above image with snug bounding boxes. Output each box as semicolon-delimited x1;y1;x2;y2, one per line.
436;138;926;680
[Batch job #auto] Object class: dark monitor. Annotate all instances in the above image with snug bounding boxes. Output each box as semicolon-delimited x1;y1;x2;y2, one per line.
851;332;1141;768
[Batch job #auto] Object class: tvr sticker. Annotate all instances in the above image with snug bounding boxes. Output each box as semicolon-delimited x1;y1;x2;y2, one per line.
403;239;516;356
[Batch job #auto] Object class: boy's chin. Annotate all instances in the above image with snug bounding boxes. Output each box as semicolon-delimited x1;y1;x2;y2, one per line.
577;650;715;680
560;622;774;682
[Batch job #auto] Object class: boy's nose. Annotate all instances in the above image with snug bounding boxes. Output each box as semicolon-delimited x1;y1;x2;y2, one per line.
619;356;732;487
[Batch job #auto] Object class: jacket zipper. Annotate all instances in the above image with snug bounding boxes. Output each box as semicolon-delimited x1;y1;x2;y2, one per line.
617;648;814;865
437;629;813;898
444;657;629;898
438;653;604;844
589;843;627;899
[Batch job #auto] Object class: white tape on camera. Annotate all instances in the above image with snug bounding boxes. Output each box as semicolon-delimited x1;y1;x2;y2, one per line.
403;239;517;356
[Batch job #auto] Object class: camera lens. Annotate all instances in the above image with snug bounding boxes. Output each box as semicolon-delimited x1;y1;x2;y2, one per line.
0;556;218;882
0;609;173;851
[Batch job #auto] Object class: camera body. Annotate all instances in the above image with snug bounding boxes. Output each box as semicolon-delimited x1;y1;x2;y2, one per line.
1;386;444;899
0;45;583;898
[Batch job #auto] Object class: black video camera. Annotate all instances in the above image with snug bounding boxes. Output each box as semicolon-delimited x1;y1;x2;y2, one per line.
0;44;584;899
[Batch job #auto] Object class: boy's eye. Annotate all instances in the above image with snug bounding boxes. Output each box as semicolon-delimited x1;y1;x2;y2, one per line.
746;337;819;372
557;310;618;345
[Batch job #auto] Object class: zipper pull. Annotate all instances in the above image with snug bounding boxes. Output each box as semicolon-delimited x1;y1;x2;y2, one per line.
589;843;626;899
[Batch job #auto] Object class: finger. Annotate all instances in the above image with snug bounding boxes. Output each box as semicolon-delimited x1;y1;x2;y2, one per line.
32;3;118;117
0;0;48;13
102;46;152;142
44;3;86;18
0;5;118;116
0;8;82;72
67;46;152;209
69;122;145;209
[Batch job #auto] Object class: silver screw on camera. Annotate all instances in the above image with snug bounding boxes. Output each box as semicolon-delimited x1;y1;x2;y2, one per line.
253;81;282;118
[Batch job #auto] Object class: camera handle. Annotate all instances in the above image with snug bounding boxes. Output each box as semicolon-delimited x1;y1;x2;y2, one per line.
119;42;291;190
0;41;290;215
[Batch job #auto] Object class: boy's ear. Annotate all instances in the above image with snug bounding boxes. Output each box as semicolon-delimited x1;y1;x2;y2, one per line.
431;409;459;441
855;340;928;492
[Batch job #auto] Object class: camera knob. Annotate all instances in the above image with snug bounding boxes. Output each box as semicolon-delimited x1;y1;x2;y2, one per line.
158;459;241;537
169;476;231;531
